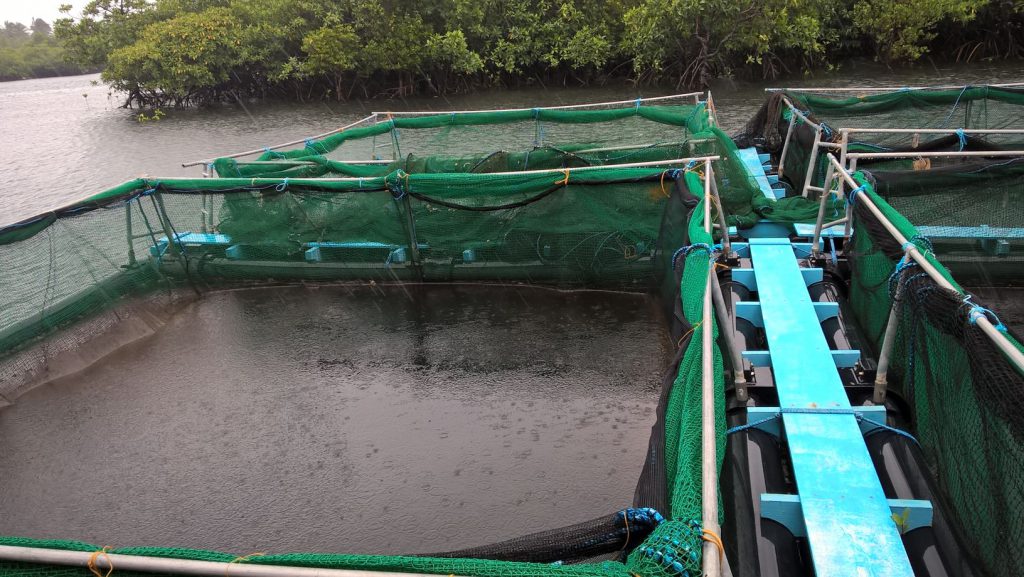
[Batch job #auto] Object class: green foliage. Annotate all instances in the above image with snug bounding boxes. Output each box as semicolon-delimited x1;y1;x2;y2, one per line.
853;0;987;62
43;0;1024;104
0;19;90;81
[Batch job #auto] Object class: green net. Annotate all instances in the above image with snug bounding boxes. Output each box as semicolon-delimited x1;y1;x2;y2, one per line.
0;164;727;577
846;175;1024;576
211;103;712;179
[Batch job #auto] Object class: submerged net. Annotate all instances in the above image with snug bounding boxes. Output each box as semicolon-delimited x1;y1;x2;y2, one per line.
846;176;1024;576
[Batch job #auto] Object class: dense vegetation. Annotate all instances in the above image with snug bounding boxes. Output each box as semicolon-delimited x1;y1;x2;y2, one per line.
49;0;1024;106
0;19;92;81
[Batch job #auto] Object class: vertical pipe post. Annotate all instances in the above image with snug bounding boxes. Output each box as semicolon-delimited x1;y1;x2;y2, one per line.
811;161;835;258
873;273;905;404
125;199;137;266
152;191;180;257
711;270;747;402
701;159;722;577
800;127;822;198
777;116;796;180
708;166;732;258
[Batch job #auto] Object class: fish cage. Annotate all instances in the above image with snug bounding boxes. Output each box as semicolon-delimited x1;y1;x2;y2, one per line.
731;84;1024;577
1;87;1022;577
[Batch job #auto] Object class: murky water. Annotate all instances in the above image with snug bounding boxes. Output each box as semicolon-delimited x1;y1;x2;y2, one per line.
2;61;1022;225
0;284;668;553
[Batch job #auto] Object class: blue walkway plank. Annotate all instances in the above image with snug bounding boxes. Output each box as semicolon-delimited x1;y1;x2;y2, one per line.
736;148;782;200
748;237;914;577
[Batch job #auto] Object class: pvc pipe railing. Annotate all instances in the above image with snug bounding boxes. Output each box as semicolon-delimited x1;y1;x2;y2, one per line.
701;158;722;577
182;115;378;167
766;82;1024;92
0;545;464;577
372;93;703;116
824;154;1024;378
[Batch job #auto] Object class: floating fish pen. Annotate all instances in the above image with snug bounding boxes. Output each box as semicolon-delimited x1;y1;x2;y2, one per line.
0;88;1022;577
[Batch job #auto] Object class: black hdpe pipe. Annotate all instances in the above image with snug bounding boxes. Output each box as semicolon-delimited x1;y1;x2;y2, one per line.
866;431;979;577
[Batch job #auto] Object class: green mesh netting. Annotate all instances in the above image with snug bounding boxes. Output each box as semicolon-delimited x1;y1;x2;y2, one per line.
847;175;1024;576
0;168;727;577
212;103;713;179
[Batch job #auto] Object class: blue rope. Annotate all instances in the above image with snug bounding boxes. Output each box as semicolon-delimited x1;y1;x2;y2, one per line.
862;418;921;447
635;97;642;112
964;295;1008;332
888;257;918;298
939;86;970;128
846;184;865;205
726;413;780;435
955;128;967;151
275;178;289;192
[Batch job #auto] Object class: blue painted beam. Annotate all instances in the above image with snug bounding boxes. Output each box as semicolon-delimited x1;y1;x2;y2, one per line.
761;494;933;538
745;406;887;437
740;349;860;368
735;301;838;327
737;147;781;200
748;237;915;577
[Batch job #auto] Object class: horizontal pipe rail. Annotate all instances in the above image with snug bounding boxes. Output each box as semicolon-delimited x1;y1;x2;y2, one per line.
826;153;1024;374
767;82;1024;92
183;115;379;167
841;127;1024;135
846;150;1024;159
780;97;820;129
0;545;464;577
373;93;703;116
152;155;722;184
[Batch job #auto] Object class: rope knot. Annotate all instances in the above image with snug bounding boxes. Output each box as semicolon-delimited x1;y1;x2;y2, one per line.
275;178;289;192
87;546;114;577
554;168;570;186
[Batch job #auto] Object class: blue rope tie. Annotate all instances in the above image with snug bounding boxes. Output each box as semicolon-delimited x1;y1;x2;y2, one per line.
726;413;780;435
862;418;921;447
531;107;540;119
887;256;918;298
275;178;289;192
955;128;967;151
635;97;642;111
939;86;971;128
964;295;1008;332
846;184;865;205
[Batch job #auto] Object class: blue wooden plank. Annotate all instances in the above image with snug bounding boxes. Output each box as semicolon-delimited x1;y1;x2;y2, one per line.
916;224;1024;239
793;222;846;238
761;494;933;538
749;237;914;577
736;147;781;200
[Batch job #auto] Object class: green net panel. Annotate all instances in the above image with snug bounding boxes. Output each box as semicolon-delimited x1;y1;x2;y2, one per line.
846;175;1024;576
0;164;727;577
212;103;713;179
760;86;1024;205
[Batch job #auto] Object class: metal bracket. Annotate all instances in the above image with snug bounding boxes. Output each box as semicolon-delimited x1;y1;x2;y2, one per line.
743;405;887;438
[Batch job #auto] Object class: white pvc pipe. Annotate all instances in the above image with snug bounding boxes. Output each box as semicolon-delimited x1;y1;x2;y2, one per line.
827;154;1024;374
766;82;1024;92
372;93;703;116
151;155;722;187
846;150;1024;159
0;545;463;577
781;97;821;130
701;158;722;577
182;115;379;167
841;127;1024;134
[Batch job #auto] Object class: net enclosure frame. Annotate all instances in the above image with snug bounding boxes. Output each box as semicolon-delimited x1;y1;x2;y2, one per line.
182;92;710;177
0;151;734;576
